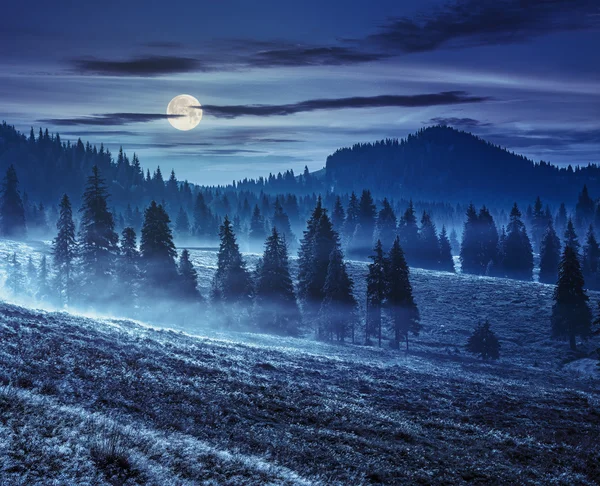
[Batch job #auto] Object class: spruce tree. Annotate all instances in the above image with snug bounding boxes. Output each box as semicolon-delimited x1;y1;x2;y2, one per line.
332;195;345;234
466;321;500;360
343;192;360;242
79;166;118;298
551;245;592;350
376;198;397;249
174;206;190;239
478;206;499;274
0;165;26;238
254;227;301;335
117;227;140;304
539;220;561;284
398;200;419;263
178;249;201;300
582;225;600;289
438;225;455;272
272;197;295;246
449;228;460;254
417;211;439;269
386;237;420;350
211;216;252;308
531;196;547;251
575;185;594;229
5;253;24;296
319;247;356;341
249;204;266;249
564;217;580;254
52;194;77;305
140;201;178;295
297;198;340;321
366;240;387;346
37;255;51;302
500;203;533;280
460;203;480;274
353;189;376;254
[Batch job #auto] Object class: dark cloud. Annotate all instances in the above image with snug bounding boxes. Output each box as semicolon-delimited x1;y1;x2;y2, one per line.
70;56;206;76
370;0;600;53
141;41;185;50
427;117;491;128
200;91;491;119
61;130;139;137
40;113;183;126
248;46;386;67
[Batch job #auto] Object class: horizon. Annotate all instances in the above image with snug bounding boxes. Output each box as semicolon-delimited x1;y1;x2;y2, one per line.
2;0;599;185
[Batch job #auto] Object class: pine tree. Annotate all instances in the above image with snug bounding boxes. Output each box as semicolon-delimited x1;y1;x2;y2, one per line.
36;255;51;302
297;197;340;321
193;192;213;239
117;227;140;303
0;165;26;238
376;198;397;249
319;247;356;341
386;237;420;350
575;184;594;229
178;249;201;300
564;217;580;254
366;240;386;345
539;220;561;284
174;206;190;239
449;228;460;254
555;203;567;235
531;196;547;252
249;204;266;249
551;245;592;350
211;216;252;308
460;203;480;274
438;225;455;272
140;201;178;295
272;197;295;246
478;206;499;274
52;194;77;304
254;227;301;335
26;256;37;285
352;189;376;254
5;253;25;296
343;192;360;242
417;211;439;269
500;203;533;280
582;225;600;289
79;166;118;298
466;321;500;360
332;195;345;234
398;200;419;263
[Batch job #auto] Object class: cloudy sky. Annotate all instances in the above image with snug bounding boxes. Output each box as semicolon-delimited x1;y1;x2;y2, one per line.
1;0;599;185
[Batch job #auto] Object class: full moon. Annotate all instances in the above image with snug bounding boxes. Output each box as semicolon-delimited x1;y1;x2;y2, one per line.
167;94;202;131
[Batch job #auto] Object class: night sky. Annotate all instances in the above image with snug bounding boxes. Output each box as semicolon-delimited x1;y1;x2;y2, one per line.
2;0;599;185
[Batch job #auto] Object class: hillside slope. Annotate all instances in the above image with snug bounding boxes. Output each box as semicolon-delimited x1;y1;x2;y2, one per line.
1;301;599;485
325;126;599;203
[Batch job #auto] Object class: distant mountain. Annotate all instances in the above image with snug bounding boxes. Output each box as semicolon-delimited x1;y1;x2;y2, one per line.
325;126;600;204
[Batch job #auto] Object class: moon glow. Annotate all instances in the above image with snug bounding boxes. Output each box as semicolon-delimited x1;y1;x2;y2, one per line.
167;94;202;131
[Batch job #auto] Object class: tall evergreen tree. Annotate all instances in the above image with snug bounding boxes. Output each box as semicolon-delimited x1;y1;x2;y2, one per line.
52;194;77;304
460;203;480;274
500;203;534;280
140;201;178;295
174;206;190;239
376;198;397;249
249;204;266;249
386;237;420;350
332;195;345;234
539;220;561;284
211;216;252;308
531;196;547;251
343;192;360;242
254;227;301;335
449;228;460;255
366;240;387;345
564;217;580;254
319;247;356;341
466;321;500;360
36;255;51;302
78;166;119;298
582;225;600;289
478;206;499;274
417;211;439;269
555;203;568;235
178;249;201;300
117;227;140;303
398;200;419;263
271;197;295;246
352;189;376;254
575;184;595;229
0;165;26;238
551;245;592;350
438;225;455;272
5;253;24;296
